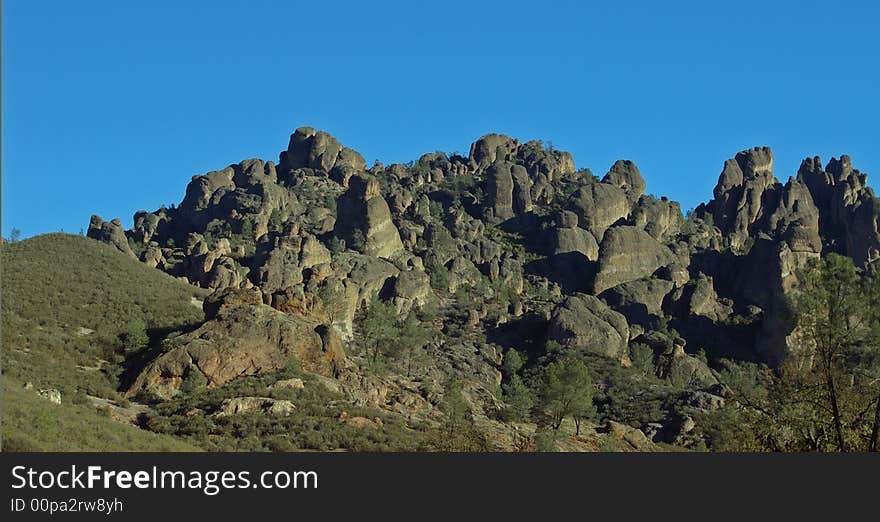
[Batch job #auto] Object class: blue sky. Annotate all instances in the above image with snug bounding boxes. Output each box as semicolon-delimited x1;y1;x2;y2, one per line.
3;0;878;238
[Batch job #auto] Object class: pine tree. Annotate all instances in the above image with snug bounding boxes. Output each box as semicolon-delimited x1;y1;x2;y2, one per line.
398;312;430;377
790;254;868;451
355;297;398;365
502;375;534;421
539;358;595;432
862;271;880;451
441;378;470;428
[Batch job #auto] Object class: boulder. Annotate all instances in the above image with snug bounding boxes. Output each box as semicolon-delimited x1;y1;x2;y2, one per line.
132;210;168;244
567;182;631;239
683;274;728;323
654;344;718;388
179;167;236;215
389;269;432;314
269;378;305;390
203;286;264;320
548;211;600;260
761;178;822;253
680;390;726;412
516;140;576;182
480;160;532;223
734;238;818;364
339;413;383;430
214;397;296;417
600;278;674;328
602;421;653;451
38;388;62;405
126;303;345;399
511;164;533;215
547;293;630;362
141;245;165;268
325;252;401;336
592;226;676;294
447;257;484;293
629;196;683;242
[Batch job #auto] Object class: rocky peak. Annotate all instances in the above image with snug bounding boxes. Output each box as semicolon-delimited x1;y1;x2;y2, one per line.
279;127;366;186
704;146;779;250
469;133;520;172
735;146;774;180
795;154;880;266
283;126;343;172
602;160;646;204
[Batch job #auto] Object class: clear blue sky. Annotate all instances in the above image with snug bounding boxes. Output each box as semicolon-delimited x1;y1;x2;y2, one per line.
3;0;878;238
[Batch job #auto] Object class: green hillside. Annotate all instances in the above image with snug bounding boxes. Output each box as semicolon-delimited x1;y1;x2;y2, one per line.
1;376;201;451
1;233;208;449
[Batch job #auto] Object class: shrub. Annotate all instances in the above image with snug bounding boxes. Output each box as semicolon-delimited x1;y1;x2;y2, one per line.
533;428;558;452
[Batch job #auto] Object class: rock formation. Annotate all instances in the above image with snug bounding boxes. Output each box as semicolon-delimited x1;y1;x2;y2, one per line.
547;293;630;362
87;215;135;257
592;226;676;294
127;297;346;399
334;175;404;258
82;127;880;445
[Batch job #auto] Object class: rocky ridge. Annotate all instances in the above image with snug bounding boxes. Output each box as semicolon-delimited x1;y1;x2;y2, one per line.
88;127;880;447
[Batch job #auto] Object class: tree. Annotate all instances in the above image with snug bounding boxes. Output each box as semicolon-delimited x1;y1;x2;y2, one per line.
355;297;433;376
629;343;655;375
426;259;449;292
790;254;869;451
181;367;208;394
355;297;398;365
501;350;534;421
539;358;595;433
317;282;348;327
441;378;470;428
697;360;789;451
502;350;526;378
861;271;880;451
709;254;880;452
502;375;534;421
118;318;149;356
398;312;431;377
10;228;21;242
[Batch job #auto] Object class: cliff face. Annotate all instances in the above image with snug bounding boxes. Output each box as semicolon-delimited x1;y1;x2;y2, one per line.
88;127;880;435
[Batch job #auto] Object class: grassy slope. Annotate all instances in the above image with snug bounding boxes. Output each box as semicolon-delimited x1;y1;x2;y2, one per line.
1;377;201;451
1;233;208;450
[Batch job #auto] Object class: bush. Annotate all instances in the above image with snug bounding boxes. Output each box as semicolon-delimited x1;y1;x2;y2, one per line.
328;236;346;255
181;368;208;394
533;428;558;452
629;343;655;375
